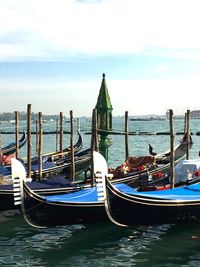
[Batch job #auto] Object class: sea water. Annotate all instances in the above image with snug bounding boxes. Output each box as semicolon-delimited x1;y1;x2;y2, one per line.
1;117;200;267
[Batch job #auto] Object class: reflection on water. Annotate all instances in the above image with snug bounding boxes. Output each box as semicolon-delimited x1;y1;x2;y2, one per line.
0;213;86;266
1;213;200;267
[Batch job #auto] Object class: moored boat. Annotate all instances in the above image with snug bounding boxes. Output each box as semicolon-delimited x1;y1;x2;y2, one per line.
97;155;200;227
0;131;85;179
0;147;91;211
11;154;108;227
0;130;27;156
11;151;200;228
110;134;193;187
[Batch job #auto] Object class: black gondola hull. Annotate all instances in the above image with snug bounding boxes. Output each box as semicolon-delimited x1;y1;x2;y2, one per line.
23;185;107;227
106;180;200;226
0;178;89;211
0;191;15;211
1;131;27;156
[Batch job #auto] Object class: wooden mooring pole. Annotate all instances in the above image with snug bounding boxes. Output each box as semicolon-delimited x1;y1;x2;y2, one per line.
35;118;39;153
169;109;175;189
90;109;99;187
56;119;59;152
15;111;19;158
60;112;63;156
70;110;75;181
27;104;32;178
184;112;187;134
186;109;190;160
125;111;129;160
91;109;98;152
38;112;43;180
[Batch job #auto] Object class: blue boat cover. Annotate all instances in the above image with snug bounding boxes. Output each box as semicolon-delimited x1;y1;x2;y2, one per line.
44;183;130;203
133;183;200;200
0;165;11;176
44;182;200;203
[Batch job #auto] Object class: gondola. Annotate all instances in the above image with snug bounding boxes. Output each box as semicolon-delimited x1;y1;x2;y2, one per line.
0;148;91;210
97;154;200;227
0;130;27;156
31;130;83;164
0;147;91;211
11;151;200;228
0;131;85;179
0;175;88;211
110;134;193;187
30;147;91;178
11;155;107;227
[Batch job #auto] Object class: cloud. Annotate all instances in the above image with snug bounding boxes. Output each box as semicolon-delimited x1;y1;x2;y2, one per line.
1;0;200;61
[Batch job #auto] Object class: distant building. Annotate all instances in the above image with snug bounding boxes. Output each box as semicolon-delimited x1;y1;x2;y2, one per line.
165;111;184;120
190;110;200;119
165;110;200;119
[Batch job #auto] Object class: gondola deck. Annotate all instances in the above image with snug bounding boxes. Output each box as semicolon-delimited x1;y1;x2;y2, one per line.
43;183;129;203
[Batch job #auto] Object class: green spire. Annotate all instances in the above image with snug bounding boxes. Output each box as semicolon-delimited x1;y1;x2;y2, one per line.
95;73;113;130
95;73;113;111
95;73;113;161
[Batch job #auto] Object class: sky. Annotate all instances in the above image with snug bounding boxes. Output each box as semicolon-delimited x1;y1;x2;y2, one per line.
1;0;200;117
